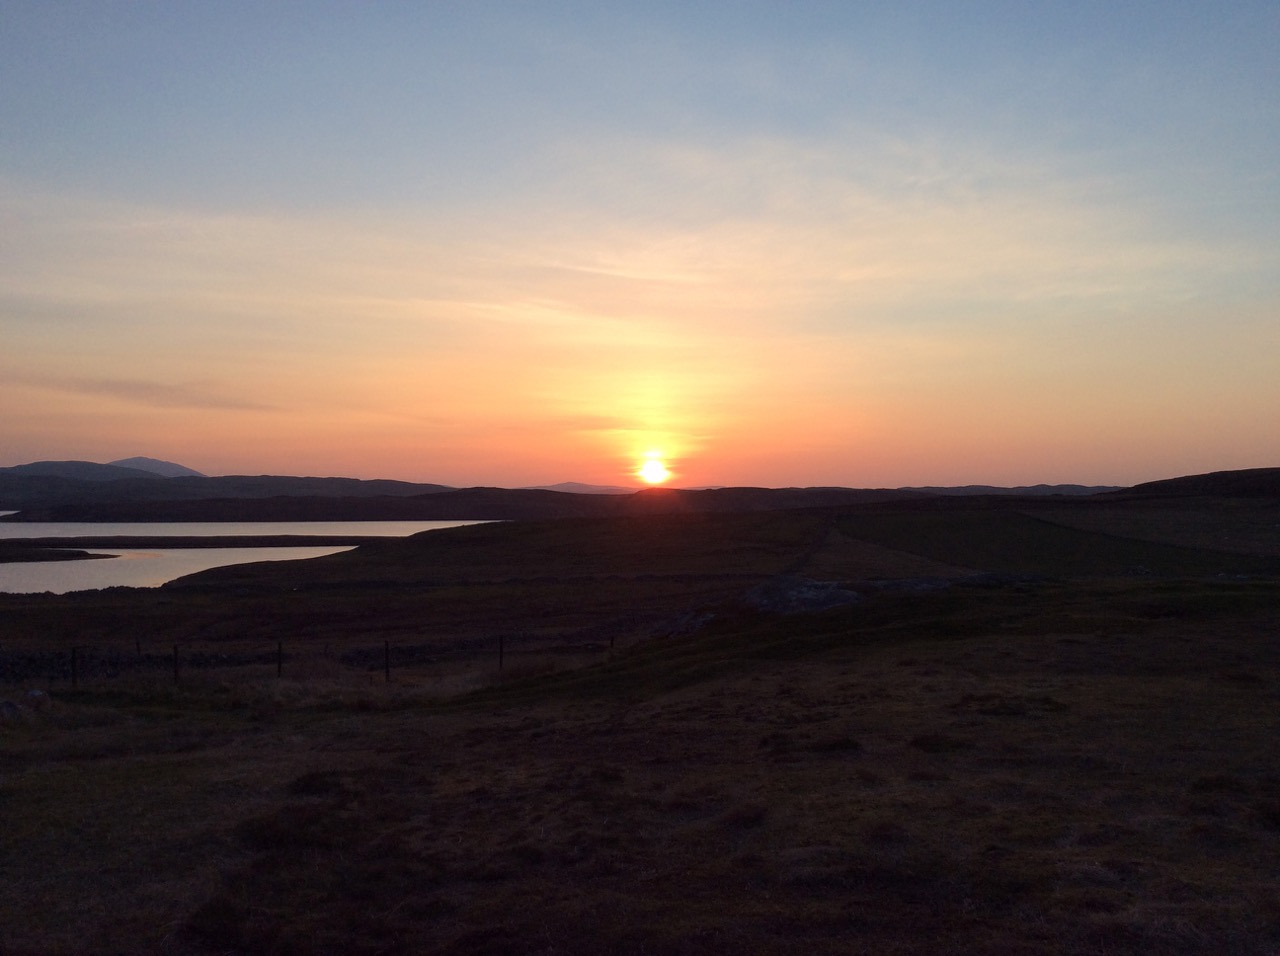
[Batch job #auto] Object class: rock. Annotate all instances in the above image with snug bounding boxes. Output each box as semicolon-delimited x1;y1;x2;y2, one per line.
747;576;861;614
863;576;952;593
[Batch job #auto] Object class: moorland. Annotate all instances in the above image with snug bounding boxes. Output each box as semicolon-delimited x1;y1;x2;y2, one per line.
1;469;1278;954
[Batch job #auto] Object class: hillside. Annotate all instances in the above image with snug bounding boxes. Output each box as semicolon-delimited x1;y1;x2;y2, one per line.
0;490;1277;954
1118;467;1280;498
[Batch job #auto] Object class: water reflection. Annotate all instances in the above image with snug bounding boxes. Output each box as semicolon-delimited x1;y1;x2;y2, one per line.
0;547;353;594
0;519;483;539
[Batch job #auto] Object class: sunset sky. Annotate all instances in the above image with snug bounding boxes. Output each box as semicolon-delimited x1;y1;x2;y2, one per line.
2;2;1277;488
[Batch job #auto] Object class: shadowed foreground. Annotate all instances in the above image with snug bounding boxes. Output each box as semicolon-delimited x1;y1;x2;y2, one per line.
1;495;1278;954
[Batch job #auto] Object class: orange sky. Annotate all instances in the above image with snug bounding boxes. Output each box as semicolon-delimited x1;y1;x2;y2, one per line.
3;5;1278;488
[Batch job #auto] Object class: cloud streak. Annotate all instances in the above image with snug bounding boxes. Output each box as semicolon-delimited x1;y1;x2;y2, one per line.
12;374;276;413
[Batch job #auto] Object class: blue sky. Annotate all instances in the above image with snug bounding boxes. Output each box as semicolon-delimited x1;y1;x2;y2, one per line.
2;2;1277;486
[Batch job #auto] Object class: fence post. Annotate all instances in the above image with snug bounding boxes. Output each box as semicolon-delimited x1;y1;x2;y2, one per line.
499;634;505;673
384;640;390;683
173;644;180;685
277;640;283;679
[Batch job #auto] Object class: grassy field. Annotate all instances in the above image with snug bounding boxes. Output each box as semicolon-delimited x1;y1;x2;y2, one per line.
1;497;1278;954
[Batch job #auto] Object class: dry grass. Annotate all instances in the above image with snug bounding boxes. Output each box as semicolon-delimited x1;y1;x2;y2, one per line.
1;500;1278;953
1030;498;1280;557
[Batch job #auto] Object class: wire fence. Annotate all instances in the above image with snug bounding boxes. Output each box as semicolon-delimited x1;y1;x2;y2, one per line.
0;632;620;692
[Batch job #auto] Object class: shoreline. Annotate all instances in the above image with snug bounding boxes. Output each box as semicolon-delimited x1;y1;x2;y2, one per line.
0;547;118;564
0;534;387;551
0;535;384;565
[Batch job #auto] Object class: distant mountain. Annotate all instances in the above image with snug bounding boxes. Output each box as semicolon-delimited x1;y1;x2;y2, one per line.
108;457;206;478
0;460;162;481
904;483;1120;497
0;470;455;512
528;482;637;495
1;457;207;481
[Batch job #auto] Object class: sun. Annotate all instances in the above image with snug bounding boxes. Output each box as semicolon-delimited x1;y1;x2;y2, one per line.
637;457;672;485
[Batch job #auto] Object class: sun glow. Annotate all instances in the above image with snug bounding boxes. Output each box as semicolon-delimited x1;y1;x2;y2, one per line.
637;456;672;485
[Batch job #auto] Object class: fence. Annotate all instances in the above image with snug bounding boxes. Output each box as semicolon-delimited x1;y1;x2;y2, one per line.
0;631;621;692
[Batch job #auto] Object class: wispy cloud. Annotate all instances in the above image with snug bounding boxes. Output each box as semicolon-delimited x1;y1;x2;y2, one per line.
16;374;275;412
1;114;1276;485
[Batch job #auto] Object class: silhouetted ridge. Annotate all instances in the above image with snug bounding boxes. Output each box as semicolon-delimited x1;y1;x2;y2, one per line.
1120;468;1280;498
108;456;206;478
2;460;162;481
5;465;1277;521
0;473;455;512
905;483;1118;496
